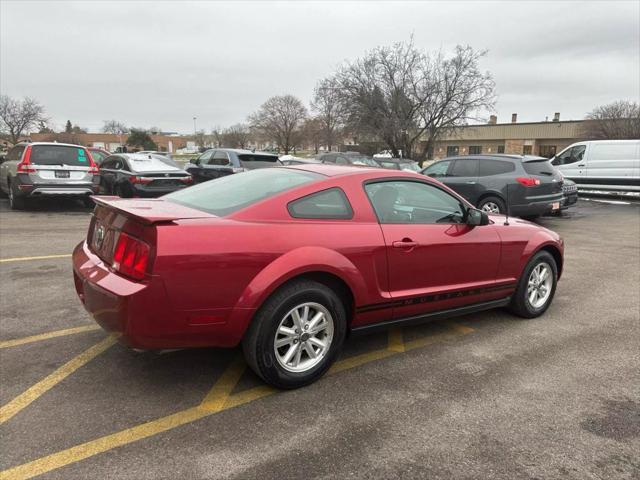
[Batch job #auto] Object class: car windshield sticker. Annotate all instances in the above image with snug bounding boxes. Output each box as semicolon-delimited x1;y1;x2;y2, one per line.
78;148;87;162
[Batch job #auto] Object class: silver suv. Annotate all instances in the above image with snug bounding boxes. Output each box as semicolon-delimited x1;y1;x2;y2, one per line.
0;142;100;209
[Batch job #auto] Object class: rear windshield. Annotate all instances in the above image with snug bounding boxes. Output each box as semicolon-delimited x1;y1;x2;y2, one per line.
238;154;281;170
127;156;182;172
523;159;556;176
164;168;321;216
30;145;92;166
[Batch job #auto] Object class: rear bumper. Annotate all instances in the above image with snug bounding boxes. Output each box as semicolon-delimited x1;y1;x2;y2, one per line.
511;193;563;217
15;177;99;198
561;192;578;209
132;184;190;197
72;241;248;349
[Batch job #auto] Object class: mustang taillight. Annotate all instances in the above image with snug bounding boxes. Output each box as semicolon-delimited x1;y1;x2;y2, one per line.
112;232;150;280
516;177;541;187
16;145;36;173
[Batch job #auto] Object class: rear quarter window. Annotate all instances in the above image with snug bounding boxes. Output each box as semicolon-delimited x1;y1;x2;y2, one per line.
288;188;353;219
238;154;281;169
478;160;515;176
29;145;91;166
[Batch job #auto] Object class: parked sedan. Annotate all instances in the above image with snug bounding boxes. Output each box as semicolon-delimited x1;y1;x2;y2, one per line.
98;153;192;198
0;142;100;209
422;155;564;218
73;165;563;389
186;148;280;183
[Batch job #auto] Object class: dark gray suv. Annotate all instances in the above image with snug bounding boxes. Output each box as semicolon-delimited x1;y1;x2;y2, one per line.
186;149;280;184
422;155;564;218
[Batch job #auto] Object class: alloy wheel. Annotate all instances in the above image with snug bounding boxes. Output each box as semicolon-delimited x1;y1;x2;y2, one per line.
273;302;334;373
481;202;501;214
527;262;553;309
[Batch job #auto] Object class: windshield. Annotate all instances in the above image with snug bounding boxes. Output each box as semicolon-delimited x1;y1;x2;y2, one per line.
400;162;421;172
164;168;321;216
238;154;281;170
29;145;93;166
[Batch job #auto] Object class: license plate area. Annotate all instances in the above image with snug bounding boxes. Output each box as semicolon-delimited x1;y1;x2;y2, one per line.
551;202;560;210
55;170;70;178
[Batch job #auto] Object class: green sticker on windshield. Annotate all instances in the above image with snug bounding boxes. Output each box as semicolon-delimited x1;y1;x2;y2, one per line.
78;148;87;162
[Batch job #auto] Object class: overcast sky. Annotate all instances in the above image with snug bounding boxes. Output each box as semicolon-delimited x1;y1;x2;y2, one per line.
1;0;638;133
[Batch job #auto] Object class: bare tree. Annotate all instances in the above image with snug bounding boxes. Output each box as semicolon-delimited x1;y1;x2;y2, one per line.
221;123;252;149
334;39;495;160
301;117;323;154
582;100;640;139
102;120;129;135
0;95;47;144
311;78;345;151
249;95;307;154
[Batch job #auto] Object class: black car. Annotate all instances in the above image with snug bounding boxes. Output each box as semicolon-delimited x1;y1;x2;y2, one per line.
422;155;564;218
186;148;280;183
318;152;380;167
99;153;193;198
374;158;421;172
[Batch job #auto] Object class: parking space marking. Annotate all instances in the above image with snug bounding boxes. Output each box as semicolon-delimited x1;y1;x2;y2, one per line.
0;322;474;479
0;335;117;425
0;325;101;350
0;254;72;264
387;327;405;352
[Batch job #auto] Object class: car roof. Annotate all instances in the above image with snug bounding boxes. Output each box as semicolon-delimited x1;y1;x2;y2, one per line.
281;163;423;179
435;154;547;162
376;158;416;163
211;148;278;156
15;142;88;148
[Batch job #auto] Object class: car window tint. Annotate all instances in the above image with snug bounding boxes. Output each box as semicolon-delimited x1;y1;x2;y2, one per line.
238;154;280;170
210;151;231;166
555;145;585;165
450;159;478;177
197;150;214;164
165;169;321;216
523;159;556;176
29;145;91;166
288;188;353;219
424;160;450;177
6;146;25;161
90;151;108;164
478;160;515;176
365;180;466;224
335;156;349;165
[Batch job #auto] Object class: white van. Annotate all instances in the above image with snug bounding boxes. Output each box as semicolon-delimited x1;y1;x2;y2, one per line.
551;140;640;192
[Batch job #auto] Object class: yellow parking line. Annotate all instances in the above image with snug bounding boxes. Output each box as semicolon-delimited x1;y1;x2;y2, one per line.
0;254;72;264
0;325;101;350
0;335;117;425
198;355;247;412
387;327;405;352
0;322;475;479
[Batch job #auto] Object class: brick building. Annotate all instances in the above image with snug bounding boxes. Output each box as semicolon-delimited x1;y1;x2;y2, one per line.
429;113;585;160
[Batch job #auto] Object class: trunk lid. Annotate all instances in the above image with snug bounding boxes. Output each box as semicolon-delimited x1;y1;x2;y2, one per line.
88;197;215;265
522;158;563;196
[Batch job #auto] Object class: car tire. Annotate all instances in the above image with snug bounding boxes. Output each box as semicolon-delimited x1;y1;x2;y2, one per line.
82;197;94;208
8;180;27;210
478;196;506;214
509;250;558;319
242;280;347;389
115;183;132;198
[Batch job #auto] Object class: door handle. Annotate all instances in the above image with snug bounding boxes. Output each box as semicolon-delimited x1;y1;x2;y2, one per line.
392;239;418;249
577;164;585;167
465;181;476;184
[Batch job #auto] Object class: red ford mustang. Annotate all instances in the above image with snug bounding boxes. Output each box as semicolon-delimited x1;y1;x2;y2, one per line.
73;165;563;388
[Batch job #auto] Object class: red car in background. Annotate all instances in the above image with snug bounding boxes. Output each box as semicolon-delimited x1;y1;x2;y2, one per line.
87;147;110;165
73;165;563;388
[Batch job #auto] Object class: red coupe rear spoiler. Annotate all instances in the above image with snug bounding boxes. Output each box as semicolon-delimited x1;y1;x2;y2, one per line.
91;196;216;225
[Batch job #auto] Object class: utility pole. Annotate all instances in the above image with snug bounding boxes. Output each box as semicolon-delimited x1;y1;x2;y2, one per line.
193;117;197;150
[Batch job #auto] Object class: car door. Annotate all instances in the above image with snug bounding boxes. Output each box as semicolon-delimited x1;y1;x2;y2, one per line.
207;150;235;179
551;144;586;181
443;158;481;204
186;150;214;183
0;145;25;192
364;179;502;320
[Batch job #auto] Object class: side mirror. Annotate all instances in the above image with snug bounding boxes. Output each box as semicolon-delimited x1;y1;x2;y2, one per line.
466;208;489;226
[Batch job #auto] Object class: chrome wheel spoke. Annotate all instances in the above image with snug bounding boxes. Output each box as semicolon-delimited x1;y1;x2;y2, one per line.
275;336;293;348
303;342;317;359
282;343;299;365
307;311;324;331
293;344;303;367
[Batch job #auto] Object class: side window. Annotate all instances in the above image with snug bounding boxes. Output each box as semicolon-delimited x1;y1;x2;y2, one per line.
335;155;349;165
446;146;459;156
101;157;115;169
424;160;451;177
555;145;585;165
6;146;25;161
211;151;231;166
197;150;214;165
478;160;515;176
449;159;479;177
365;181;466;224
288;188;353;220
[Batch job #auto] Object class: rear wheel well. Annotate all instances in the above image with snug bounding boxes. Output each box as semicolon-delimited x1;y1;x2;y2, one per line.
539;245;563;279
477;191;505;205
274;272;355;325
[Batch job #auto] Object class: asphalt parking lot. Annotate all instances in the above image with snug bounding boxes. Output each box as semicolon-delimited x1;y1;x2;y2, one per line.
1;197;639;480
